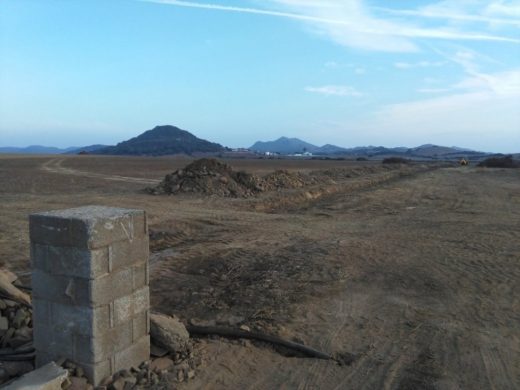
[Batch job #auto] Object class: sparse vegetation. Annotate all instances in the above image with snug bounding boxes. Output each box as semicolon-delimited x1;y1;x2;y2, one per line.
382;157;410;164
477;155;519;168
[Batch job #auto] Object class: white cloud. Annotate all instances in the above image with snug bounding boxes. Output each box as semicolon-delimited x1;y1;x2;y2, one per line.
484;1;520;18
305;85;363;96
454;69;520;95
394;61;446;69
354;67;366;75
141;0;520;52
374;90;519;136
376;2;520;27
363;67;520;150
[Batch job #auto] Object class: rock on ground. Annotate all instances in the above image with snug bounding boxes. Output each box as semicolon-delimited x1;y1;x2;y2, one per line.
2;362;68;390
150;313;191;356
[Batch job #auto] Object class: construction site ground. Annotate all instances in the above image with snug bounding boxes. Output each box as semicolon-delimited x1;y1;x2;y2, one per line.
0;155;519;389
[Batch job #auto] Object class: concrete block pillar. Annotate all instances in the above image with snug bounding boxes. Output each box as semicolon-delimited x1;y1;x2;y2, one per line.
29;206;150;386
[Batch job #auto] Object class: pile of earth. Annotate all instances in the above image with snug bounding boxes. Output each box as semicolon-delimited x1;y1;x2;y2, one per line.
0;269;33;385
147;159;321;198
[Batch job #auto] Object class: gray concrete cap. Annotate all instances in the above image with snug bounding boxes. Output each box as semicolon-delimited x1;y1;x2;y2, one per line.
29;206;146;249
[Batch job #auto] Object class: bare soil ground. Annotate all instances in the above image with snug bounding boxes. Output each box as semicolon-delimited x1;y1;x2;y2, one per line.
1;155;519;389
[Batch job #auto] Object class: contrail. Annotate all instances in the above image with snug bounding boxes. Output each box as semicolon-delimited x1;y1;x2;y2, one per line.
374;7;520;27
140;0;520;44
140;0;356;26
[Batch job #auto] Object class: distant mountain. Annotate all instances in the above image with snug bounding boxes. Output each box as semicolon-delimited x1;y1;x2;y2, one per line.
249;137;410;156
250;137;319;154
315;144;348;154
346;146;402;156
64;144;110;154
408;144;468;157
405;144;489;159
248;137;491;160
96;125;225;156
0;145;77;154
2;132;497;160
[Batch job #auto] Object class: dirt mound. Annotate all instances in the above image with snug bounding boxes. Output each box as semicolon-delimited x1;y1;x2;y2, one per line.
147;159;327;198
261;170;314;191
147;158;262;197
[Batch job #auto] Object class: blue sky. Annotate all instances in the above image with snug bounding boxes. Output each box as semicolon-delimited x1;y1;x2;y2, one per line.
1;0;519;152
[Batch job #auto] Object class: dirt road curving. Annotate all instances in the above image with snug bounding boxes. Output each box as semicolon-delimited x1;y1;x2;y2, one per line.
41;157;161;185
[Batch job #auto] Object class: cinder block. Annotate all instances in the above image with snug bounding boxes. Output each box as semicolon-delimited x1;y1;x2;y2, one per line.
33;267;138;306
32;270;89;305
30;206;145;249
74;321;133;363
110;236;148;272
35;351;60;368
114;335;150;372
132;263;148;291
132;310;148;342
31;243;109;279
32;298;51;328
30;206;150;387
80;359;112;386
50;302;110;337
33;324;74;357
134;286;149;311
90;267;135;305
134;211;148;236
29;214;89;248
113;287;149;327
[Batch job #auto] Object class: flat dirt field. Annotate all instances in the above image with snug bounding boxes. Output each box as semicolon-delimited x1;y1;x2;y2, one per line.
1;155;519;389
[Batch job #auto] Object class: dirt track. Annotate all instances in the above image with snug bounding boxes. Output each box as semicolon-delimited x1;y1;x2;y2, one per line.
0;156;519;389
41;157;161;185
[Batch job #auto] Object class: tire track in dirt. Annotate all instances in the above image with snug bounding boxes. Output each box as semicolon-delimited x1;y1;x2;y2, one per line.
145;167;520;389
268;168;519;389
40;158;161;185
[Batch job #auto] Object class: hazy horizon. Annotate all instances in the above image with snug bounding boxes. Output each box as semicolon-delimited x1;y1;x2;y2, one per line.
0;128;506;154
1;0;519;152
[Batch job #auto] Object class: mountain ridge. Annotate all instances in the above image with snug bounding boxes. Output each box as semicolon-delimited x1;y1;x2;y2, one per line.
95;125;225;156
0;128;509;158
249;136;492;159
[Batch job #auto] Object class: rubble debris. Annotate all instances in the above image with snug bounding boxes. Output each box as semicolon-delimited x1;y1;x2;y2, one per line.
145;158;414;198
146;158;262;197
0;269;31;306
146;158;324;198
0;268;202;388
0;360;34;382
0;273;34;384
150;343;169;358
92;351;202;389
261;170;315;191
0;269;18;285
